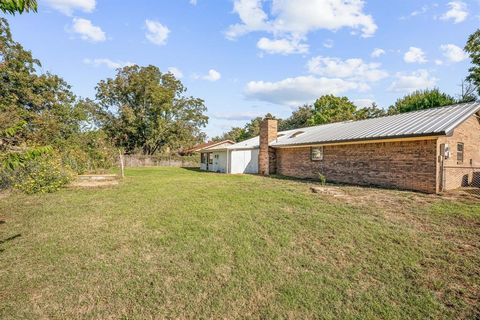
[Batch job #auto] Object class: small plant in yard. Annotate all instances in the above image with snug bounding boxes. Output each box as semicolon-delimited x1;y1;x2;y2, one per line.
9;154;74;194
318;173;327;185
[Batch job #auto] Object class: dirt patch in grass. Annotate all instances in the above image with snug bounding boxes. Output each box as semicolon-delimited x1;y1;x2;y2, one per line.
69;174;120;188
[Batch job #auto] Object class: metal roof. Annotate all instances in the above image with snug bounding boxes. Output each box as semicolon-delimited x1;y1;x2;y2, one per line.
228;102;480;149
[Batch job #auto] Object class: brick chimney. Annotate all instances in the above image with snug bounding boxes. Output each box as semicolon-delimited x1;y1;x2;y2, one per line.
258;117;278;175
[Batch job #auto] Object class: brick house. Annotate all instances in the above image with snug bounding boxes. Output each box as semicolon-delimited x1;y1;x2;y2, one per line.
199;102;480;193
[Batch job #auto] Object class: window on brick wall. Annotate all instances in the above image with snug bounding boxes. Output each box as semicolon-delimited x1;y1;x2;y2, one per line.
457;143;464;164
311;147;324;161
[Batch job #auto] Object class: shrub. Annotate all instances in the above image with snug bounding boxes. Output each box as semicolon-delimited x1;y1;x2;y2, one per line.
318;173;327;186
9;154;74;194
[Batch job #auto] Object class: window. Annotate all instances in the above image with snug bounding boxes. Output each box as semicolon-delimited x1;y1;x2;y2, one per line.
208;153;213;164
311;147;324;161
200;153;206;164
457;143;464;164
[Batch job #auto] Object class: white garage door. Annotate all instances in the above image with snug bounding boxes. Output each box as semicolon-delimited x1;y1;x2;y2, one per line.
229;149;259;174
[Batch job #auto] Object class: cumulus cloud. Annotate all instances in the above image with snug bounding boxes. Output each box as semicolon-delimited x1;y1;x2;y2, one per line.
245;76;369;106
371;48;385;58
145;20;170;46
257;37;308;55
167;67;183;79
42;0;95;15
194;69;221;81
440;1;468;23
440;44;468;63
226;0;377;54
307;56;388;82
389;70;437;92
404;47;427;64
83;58;134;69
71;18;106;42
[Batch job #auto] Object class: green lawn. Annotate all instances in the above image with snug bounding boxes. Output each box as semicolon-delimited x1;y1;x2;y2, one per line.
1;167;479;319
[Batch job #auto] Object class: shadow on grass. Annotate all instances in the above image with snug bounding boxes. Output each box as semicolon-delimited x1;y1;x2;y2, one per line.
180;167;202;173
0;233;21;249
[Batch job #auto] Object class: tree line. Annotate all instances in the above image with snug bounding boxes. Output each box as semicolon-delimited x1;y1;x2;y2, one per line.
0;17;208;193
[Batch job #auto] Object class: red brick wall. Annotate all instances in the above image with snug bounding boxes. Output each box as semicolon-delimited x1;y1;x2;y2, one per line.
437;113;480;191
259;119;278;175
275;139;438;193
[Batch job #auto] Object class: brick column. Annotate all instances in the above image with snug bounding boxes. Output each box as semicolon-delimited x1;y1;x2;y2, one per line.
258;117;278;175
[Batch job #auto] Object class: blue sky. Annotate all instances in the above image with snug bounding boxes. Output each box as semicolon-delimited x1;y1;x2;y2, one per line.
6;0;480;137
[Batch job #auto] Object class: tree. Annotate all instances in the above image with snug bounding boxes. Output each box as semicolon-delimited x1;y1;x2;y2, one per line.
309;95;357;125
278;105;314;131
465;29;480;96
355;102;387;120
95;65;208;155
0;18;86;147
388;89;456;114
458;79;478;103
212;127;246;142
0;0;37;14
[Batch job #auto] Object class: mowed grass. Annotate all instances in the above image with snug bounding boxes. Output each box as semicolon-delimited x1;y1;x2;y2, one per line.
0;168;479;319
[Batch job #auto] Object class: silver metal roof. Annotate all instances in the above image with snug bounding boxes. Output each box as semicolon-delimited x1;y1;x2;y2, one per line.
228;102;480;149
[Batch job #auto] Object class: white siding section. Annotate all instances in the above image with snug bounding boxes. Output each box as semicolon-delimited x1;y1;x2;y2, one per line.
229;149;259;174
211;151;228;173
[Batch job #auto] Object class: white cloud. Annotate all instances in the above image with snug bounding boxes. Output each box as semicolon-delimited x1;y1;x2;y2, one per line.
195;69;222;81
190;0;197;5
71;18;106;42
353;98;375;108
440;44;468;63
225;0;269;39
440;1;468;23
145;19;170;46
226;0;377;53
83;58;134;69
43;0;95;15
371;48;385;58
435;59;444;65
307;56;388;82
168;67;183;79
213;112;262;121
404;47;427;64
389;70;438;92
323;39;334;48
257;37;308;55
245;76;369;106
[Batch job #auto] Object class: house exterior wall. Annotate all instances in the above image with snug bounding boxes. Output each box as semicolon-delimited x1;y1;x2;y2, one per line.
199;151;228;172
276;139;438;193
437;113;480;191
230;149;259;174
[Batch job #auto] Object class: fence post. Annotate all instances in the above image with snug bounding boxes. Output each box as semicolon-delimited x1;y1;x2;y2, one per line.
119;151;125;178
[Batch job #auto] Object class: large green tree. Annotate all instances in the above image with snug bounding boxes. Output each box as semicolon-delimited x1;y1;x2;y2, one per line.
388;88;456;114
309;95;357;125
0;18;87;148
465;29;480;95
95;65;208;155
0;0;37;14
278;105;314;131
